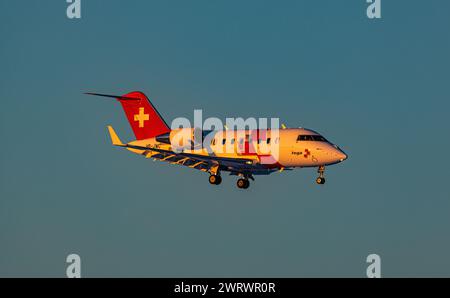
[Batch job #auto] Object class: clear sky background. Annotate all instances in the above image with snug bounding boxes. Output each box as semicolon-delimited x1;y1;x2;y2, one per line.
1;0;449;277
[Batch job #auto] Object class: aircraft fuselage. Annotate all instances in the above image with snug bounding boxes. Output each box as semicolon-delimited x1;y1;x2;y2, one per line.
126;128;347;170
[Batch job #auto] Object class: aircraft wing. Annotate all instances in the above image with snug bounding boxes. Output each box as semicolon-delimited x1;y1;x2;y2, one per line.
126;143;257;171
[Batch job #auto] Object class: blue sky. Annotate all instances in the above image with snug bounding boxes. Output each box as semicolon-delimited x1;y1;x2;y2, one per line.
1;0;449;277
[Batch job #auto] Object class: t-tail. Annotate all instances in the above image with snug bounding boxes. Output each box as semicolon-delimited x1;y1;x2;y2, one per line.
86;91;171;140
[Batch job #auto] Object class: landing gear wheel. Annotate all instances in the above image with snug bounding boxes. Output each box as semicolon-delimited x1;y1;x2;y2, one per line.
209;175;222;185
243;179;249;189
316;177;325;185
237;178;250;189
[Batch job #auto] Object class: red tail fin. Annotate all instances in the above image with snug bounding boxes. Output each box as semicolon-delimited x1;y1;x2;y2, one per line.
87;91;170;140
118;91;170;140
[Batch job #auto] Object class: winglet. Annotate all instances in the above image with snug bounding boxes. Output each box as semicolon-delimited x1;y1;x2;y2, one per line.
107;126;125;146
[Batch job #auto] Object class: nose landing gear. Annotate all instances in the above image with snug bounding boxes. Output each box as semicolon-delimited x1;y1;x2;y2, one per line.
316;166;326;185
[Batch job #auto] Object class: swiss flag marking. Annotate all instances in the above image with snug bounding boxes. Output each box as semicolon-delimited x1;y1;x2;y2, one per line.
134;107;149;128
304;149;311;158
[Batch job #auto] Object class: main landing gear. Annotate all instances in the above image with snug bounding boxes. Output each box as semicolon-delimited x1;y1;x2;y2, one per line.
208;175;250;189
316;166;326;185
208;164;222;185
209;174;222;185
236;173;253;189
208;166;252;189
236;178;250;189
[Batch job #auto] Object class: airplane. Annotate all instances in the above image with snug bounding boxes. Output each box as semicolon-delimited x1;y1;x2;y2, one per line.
86;91;347;189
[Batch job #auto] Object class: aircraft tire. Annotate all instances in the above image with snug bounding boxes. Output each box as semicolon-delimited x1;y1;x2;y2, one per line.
316;177;325;185
209;175;219;185
237;178;250;189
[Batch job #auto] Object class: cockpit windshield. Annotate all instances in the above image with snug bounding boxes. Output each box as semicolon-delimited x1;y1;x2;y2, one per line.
297;135;328;142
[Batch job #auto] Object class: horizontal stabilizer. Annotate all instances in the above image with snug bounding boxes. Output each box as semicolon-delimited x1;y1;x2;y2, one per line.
107;126;124;146
85;92;140;101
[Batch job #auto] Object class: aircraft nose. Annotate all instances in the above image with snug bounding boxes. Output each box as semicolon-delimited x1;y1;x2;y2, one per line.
337;149;348;162
332;146;347;162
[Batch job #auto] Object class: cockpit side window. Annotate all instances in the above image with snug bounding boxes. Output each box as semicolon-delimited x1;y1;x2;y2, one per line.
297;135;312;141
312;135;327;142
297;135;328;142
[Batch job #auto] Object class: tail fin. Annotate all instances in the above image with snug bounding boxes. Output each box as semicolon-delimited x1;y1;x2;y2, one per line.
87;91;171;140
